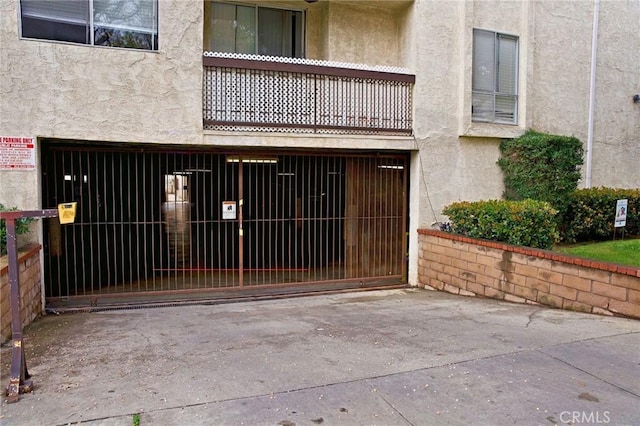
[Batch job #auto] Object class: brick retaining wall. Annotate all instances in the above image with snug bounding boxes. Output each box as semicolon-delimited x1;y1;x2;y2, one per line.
1;244;43;343
418;230;640;319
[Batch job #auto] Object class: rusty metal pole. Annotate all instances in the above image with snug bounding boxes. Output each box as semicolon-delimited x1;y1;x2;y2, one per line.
1;209;58;403
4;216;32;403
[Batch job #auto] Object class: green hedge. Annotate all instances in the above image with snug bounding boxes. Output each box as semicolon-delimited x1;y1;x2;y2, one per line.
443;199;558;249
497;130;583;218
561;187;640;242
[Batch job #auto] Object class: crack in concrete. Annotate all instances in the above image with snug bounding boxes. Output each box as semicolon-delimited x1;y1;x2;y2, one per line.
525;308;543;328
377;391;415;426
538;341;640;399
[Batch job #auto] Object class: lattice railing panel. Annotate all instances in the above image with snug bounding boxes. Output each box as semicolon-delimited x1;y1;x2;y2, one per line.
203;53;414;135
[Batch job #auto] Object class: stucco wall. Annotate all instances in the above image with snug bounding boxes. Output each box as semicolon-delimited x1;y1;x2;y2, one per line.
411;0;639;229
531;1;639;189
324;1;408;67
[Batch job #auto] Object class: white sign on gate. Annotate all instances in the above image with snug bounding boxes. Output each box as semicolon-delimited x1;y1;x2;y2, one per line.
0;136;36;170
615;199;628;228
222;201;237;220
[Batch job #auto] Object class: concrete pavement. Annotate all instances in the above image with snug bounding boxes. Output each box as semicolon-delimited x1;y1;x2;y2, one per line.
1;288;639;425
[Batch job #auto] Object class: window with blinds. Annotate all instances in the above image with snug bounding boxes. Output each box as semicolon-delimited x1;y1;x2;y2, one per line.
472;29;518;124
20;0;158;51
205;2;304;58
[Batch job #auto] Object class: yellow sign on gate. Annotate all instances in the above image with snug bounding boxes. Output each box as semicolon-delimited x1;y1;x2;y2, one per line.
58;202;77;224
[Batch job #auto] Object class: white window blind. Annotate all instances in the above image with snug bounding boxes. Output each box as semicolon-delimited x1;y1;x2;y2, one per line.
209;2;304;58
20;0;158;50
94;0;157;34
472;29;518;124
21;0;89;24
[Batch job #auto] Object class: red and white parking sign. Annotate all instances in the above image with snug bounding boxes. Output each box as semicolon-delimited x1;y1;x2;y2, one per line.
0;136;36;170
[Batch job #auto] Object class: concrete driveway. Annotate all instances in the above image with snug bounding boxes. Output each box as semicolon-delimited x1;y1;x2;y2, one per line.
1;288;639;425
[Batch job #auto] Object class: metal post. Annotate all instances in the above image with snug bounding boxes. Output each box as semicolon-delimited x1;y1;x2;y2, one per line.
4;217;32;403
1;209;58;403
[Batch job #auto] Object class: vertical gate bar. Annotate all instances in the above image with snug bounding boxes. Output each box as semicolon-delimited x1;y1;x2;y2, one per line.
308;156;313;277
365;157;371;278
118;152;125;290
275;156;281;284
307;156;311;279
215;155;221;287
220;155;226;287
109;152;117;291
401;156;408;280
69;151;80;296
376;157;381;277
238;158;244;287
320;157;327;281
266;160;271;284
195;154;202;289
64;152;73;295
133;152;140;292
329;156;335;280
85;151;94;294
182;155;188;290
184;155;188;289
143;153;150;291
335;157;341;280
160;152;166;291
96;152;105;293
76;152;86;295
149;153;155;291
226;156;232;287
258;161;263;285
284;155;288;282
291;155;297;280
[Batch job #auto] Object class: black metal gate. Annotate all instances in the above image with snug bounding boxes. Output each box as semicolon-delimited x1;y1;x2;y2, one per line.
41;142;407;303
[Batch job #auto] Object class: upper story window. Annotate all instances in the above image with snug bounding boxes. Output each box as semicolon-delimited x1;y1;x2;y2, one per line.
20;0;158;50
205;2;304;58
472;29;518;124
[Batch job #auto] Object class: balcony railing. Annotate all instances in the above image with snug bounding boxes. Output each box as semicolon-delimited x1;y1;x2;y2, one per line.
203;52;414;135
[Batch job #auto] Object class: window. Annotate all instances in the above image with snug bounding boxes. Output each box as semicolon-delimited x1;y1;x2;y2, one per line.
472;29;518;124
20;0;158;50
206;2;304;58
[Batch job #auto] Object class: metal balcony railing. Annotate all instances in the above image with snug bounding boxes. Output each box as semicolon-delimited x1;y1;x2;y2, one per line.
203;52;414;135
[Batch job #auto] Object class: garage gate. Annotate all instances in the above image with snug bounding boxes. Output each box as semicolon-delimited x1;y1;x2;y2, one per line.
42;142;408;305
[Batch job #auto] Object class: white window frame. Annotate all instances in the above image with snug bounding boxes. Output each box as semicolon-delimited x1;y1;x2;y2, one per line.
19;0;158;51
472;29;518;125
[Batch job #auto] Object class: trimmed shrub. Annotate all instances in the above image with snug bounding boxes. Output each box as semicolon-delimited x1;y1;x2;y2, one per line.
443;199;559;249
562;187;640;242
497;130;583;218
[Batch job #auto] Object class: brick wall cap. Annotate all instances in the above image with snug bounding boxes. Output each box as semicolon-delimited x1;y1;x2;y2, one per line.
418;229;639;278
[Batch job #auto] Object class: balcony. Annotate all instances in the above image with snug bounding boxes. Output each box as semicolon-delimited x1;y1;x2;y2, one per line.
203;52;414;136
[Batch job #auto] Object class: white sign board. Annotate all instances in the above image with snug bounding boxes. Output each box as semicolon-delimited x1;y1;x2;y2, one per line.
615;199;628;228
222;201;237;220
0;136;36;170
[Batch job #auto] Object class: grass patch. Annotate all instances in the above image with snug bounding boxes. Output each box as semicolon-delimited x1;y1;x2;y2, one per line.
556;238;640;267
